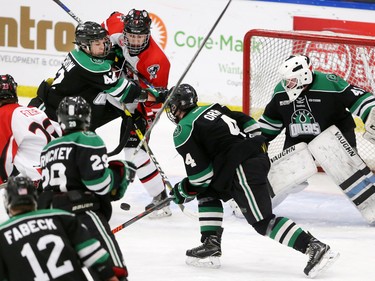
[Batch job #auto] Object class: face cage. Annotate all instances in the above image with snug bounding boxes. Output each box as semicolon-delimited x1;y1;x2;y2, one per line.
123;33;150;55
281;77;305;102
282;78;298;90
0;78;17;101
166;104;179;124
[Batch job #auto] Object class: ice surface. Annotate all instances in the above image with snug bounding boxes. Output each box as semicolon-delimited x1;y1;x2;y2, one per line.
2;98;373;281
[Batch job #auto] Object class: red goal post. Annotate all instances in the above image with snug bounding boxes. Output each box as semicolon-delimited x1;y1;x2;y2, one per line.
242;29;375;170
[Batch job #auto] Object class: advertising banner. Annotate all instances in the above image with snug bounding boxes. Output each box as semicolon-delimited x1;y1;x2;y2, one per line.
1;0;375;106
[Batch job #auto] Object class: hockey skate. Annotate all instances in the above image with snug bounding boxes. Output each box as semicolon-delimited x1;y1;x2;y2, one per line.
186;228;223;269
304;237;339;278
146;190;172;219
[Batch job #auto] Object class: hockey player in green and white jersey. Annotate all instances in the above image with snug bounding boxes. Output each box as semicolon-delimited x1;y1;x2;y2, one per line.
29;21;163;131
259;54;375;152
166;84;339;278
0;176;119;281
258;55;375;223
39;96;136;280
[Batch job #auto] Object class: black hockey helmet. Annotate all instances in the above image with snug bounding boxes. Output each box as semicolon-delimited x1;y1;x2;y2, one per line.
0;74;18;105
4;176;37;215
56;96;91;134
74;21;111;58
123;9;151;55
166;84;198;124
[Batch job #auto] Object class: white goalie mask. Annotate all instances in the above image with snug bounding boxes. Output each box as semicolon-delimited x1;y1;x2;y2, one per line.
278;55;314;102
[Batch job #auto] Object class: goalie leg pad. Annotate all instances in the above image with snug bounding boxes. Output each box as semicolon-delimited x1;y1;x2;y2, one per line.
308;125;375;224
267;142;317;206
340;167;375;224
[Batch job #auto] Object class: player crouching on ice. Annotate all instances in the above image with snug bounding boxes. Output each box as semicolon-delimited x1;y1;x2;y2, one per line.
258;55;375;224
166;84;339;278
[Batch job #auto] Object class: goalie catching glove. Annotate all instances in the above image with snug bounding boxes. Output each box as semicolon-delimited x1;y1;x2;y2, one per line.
364;107;375;144
108;160;137;201
170;178;197;204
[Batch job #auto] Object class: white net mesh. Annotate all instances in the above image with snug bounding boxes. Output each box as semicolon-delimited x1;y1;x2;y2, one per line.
243;29;375;170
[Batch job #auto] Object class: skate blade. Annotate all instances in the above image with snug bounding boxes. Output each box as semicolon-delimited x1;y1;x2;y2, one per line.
185;256;221;269
307;250;340;278
149;207;172;219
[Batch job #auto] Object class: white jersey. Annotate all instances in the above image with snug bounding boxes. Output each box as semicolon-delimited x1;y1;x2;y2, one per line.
0;103;61;183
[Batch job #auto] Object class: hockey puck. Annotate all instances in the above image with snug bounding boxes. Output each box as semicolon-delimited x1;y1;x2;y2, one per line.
120;202;131;211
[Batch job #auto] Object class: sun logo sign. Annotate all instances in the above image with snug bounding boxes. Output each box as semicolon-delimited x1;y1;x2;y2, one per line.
149;13;167;49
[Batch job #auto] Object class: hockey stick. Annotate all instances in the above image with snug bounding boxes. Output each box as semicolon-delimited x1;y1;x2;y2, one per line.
52;0;227;218
132;0;232;158
124;61;156;90
52;0;133;157
107;115;132;157
112;197;173;233
53;0;155;91
122;106;197;218
52;0;83;24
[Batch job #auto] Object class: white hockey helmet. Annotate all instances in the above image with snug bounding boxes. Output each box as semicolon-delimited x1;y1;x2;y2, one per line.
278;55;314;102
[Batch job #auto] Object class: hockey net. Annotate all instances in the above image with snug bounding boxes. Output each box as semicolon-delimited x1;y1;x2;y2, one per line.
243;29;375;170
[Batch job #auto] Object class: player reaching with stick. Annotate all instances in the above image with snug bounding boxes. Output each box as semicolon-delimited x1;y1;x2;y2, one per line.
28;21;153;131
102;9;172;218
166;84;339;278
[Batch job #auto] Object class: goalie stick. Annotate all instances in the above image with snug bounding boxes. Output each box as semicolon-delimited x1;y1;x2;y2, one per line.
112;197;173;233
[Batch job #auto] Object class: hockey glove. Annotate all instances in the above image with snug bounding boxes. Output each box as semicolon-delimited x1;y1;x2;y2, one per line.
124;161;137;183
35;78;53;103
118;83;147;104
170;177;197;204
108;160;137;201
145;87;169;103
132;110;148;134
243;121;261;138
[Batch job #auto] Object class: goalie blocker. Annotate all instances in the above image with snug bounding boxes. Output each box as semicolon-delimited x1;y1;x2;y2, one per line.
308;125;375;224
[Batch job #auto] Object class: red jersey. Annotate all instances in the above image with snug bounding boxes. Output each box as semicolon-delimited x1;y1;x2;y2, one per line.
102;12;170;88
102;12;171;118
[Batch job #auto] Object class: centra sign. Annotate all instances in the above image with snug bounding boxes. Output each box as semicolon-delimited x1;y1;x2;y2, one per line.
0;6;75;52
